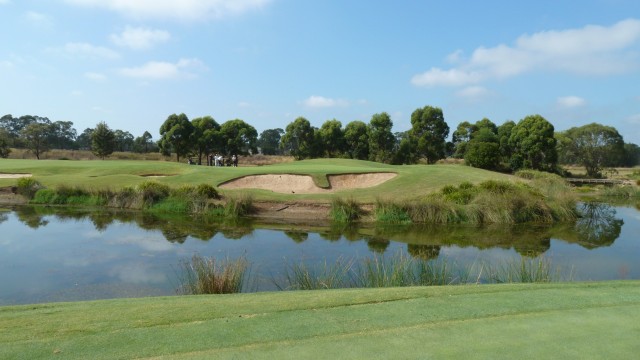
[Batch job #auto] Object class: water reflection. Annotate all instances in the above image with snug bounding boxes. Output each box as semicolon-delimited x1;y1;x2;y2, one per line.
7;202;625;254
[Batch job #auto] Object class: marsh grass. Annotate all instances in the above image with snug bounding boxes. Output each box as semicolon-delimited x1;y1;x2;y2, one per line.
176;254;249;294
602;186;640;198
375;179;577;225
15;177;43;199
223;194;254;217
330;197;363;222
484;256;567;283
276;257;354;290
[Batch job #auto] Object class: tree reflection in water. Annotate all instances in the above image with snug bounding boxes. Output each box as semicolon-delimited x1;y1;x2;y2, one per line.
574;202;623;249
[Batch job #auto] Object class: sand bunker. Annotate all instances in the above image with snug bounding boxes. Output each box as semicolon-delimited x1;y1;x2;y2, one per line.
219;173;397;194
0;174;32;179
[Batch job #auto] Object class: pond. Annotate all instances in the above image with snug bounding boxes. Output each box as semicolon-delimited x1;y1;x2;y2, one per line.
0;201;639;305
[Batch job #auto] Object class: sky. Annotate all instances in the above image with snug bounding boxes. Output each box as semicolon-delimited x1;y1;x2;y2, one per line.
1;0;640;144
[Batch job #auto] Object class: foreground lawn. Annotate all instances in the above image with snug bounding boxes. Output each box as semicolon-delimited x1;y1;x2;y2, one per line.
1;281;639;359
0;158;514;202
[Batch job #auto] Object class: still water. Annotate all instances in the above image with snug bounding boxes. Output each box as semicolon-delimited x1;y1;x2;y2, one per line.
0;202;639;305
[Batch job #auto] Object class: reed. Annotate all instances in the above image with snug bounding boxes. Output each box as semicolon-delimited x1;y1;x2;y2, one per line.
176;254;249;295
330;197;363;222
275;257;354;290
15;177;43;199
484;256;566;283
223;194;254;217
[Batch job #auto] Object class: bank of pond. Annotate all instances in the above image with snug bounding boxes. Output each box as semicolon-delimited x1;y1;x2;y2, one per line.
0;199;638;305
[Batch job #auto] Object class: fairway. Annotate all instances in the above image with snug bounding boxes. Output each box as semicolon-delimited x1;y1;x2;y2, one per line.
0;158;515;202
1;281;638;359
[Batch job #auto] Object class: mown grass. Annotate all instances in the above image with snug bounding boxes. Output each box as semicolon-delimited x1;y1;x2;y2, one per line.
0;158;516;202
3;281;639;359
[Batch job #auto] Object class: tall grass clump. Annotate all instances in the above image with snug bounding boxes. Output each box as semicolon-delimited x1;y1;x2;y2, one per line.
176;254;249;295
223;194;254;217
15;177;43;199
276;257;354;290
602;185;640;198
485;256;566;283
375;199;412;224
330;197;363;223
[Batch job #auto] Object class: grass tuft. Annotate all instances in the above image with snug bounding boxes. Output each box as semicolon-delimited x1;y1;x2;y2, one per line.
330;197;363;222
176;254;249;294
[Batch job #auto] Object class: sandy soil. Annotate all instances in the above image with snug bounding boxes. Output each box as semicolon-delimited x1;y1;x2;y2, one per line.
0;174;32;179
219;173;397;194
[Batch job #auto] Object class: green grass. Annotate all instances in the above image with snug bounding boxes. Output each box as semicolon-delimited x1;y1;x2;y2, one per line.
0;158;517;202
176;254;249;295
1;281;639;359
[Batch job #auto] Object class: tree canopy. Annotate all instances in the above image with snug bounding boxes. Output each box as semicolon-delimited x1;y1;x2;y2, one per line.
558;123;625;177
159;113;194;162
91;121;115;159
409;106;449;164
508;115;557;172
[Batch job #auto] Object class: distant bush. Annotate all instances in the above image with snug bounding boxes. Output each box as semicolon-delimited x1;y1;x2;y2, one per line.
137;181;170;205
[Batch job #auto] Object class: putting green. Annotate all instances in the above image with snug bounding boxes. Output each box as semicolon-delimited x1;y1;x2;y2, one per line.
1;281;639;359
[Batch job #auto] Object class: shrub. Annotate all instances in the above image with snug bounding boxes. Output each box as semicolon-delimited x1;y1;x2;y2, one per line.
223;194;254;217
137;181;170;205
16;177;43;199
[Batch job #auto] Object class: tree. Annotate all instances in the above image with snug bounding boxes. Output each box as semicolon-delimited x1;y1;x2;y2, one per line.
368;112;395;163
280;117;315;160
344;121;369;160
219;119;258;155
508;115;557;172
113;130;134;152
409;106;450;164
621;143;640;167
497;121;516;163
452;121;476;158
91;121;115;159
559;123;625;177
159;113;194;162
0;128;11;158
464;128;500;170
49;121;77;150
318;119;345;157
21;122;52;159
76;128;94;150
192;116;221;163
257;128;284;155
133;131;156;153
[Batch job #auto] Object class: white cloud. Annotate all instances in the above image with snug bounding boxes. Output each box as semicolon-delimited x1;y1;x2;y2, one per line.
303;95;349;108
24;11;53;27
456;86;489;99
557;96;587;108
119;58;207;80
65;0;270;21
237;101;251;108
62;42;120;60
85;72;107;81
413;19;640;87
110;26;170;50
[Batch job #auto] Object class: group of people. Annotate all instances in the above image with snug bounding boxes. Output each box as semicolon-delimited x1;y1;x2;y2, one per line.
187;154;239;167
211;153;238;167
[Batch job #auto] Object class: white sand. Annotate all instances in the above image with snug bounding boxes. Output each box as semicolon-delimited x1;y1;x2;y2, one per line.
0;174;32;179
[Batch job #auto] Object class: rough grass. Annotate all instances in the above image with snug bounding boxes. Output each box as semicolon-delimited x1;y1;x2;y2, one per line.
1;281;639;359
176;254;249;295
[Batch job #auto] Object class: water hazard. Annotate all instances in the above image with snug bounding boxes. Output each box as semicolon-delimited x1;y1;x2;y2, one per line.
0;201;638;305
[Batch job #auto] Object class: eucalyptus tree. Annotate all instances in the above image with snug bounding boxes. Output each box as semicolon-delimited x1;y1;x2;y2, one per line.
559;123;625;177
409;105;450;164
159;113;194;162
508;114;557;172
219;119;258;155
368;112;395;163
318;119;345;157
192;116;221;163
280;117;315;160
257;128;284;155
344;120;369;160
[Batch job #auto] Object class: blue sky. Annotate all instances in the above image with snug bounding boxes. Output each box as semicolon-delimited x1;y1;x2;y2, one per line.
1;0;640;144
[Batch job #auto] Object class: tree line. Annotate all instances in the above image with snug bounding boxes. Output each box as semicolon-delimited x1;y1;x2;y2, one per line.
2;108;639;177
